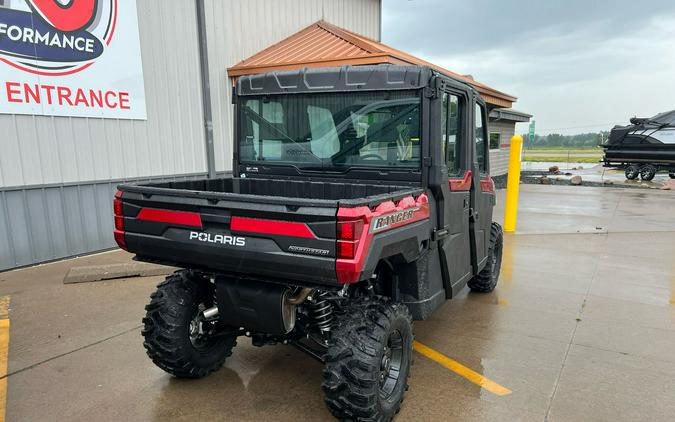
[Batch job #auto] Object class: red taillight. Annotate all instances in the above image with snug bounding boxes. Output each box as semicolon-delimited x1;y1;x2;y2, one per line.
113;198;123;216
337;218;364;259
114;215;124;231
337;240;356;259
114;230;127;251
113;191;127;250
113;192;124;231
337;219;363;241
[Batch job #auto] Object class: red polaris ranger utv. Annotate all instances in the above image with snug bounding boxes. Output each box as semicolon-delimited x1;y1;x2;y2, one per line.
113;65;503;421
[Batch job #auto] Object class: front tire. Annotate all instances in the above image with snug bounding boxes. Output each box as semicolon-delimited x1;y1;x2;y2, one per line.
322;297;413;422
468;222;503;293
142;270;237;378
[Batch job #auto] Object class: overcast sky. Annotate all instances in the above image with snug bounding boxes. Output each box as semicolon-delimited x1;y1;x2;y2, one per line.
382;0;675;135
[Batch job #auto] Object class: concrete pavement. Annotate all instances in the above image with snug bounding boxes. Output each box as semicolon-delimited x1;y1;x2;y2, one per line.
2;185;675;421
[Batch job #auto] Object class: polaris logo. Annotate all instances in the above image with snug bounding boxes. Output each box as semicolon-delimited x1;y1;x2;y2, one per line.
371;208;419;233
189;231;246;246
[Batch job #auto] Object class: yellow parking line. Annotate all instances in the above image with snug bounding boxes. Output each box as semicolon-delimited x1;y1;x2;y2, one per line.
413;340;512;396
0;296;10;422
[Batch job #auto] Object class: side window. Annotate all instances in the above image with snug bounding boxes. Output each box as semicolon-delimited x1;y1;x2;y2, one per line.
447;95;460;175
475;103;487;173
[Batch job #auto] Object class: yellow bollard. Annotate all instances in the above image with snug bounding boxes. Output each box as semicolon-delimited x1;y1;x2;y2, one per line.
503;135;523;232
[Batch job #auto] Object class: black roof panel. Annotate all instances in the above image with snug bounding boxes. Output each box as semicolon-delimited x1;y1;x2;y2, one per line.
236;64;436;96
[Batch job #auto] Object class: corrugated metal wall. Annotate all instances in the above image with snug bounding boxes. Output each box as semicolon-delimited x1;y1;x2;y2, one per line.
0;174;208;270
203;0;382;172
0;0;207;189
0;0;381;270
489;120;516;176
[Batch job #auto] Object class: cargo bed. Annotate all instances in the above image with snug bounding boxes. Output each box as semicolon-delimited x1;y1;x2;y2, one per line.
116;176;424;286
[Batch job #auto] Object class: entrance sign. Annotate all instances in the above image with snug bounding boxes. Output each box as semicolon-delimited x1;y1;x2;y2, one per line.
0;0;146;119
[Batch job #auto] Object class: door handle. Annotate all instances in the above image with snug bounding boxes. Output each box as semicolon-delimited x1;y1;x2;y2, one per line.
470;208;479;222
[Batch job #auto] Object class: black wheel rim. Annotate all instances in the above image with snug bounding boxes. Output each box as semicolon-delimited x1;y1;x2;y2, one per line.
189;302;218;352
379;329;404;400
491;238;502;280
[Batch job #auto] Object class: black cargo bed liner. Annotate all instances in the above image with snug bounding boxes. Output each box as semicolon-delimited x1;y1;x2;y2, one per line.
120;176;423;208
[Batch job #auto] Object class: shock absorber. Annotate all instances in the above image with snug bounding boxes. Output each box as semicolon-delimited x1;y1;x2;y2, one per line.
308;291;334;334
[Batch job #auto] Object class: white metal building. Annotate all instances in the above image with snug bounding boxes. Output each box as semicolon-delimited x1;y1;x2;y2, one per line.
0;0;381;270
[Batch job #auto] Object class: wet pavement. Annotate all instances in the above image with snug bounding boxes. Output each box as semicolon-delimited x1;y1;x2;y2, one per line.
2;185;675;421
522;162;673;189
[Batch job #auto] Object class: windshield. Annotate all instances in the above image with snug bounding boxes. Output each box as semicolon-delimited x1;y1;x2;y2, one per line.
238;91;421;170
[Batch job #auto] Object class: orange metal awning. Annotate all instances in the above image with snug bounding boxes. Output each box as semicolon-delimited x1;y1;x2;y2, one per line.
228;21;516;108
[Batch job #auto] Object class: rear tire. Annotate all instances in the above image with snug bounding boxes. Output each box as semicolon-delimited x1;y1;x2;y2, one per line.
640;164;657;181
625;164;640;180
142;270;237;378
322;296;413;422
468;222;503;293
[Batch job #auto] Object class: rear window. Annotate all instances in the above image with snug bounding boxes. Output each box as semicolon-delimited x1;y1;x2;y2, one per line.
239;90;421;171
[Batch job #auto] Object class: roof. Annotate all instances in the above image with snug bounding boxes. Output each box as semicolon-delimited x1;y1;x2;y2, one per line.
228;21;517;108
489;108;532;123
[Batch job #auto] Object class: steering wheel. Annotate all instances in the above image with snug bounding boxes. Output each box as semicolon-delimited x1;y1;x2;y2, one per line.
360;154;386;162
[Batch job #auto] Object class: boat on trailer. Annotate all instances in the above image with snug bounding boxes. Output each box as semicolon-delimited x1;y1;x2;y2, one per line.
601;110;675;180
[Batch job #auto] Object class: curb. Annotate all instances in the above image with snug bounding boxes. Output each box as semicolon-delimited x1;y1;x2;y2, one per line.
63;262;177;284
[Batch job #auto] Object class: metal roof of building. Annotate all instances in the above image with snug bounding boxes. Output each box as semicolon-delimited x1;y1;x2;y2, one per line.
228;21;517;108
489;108;532;123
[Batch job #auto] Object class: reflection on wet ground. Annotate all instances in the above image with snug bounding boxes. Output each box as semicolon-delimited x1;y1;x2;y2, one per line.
2;185;675;421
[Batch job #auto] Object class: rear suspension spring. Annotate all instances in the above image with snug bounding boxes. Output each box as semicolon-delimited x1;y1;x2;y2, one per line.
308;291;334;334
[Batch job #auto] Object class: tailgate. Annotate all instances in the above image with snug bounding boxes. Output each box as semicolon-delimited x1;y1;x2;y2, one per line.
115;188;339;285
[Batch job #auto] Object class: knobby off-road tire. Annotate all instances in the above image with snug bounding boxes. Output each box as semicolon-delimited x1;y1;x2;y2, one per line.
468;222;503;293
322;296;413;422
142;270;237;378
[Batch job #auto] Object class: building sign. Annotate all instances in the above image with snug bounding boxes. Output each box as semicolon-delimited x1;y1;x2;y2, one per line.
0;0;146;119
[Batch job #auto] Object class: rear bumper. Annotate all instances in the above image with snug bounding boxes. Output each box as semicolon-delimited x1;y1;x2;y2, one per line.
125;232;339;286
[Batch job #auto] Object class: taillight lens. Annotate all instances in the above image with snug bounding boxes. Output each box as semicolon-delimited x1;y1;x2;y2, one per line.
337;219;364;259
113;198;123;216
337;240;356;259
114;230;127;251
113;192;124;231
337;219;363;241
114;215;124;231
113;191;127;250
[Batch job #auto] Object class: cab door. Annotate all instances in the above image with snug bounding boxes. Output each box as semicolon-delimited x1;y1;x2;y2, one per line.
469;101;495;273
438;91;472;295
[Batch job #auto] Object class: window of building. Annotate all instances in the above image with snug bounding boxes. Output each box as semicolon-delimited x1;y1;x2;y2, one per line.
489;132;501;150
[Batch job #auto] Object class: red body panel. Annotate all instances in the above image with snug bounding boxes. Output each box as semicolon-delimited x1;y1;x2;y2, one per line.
449;170;472;191
336;193;430;284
